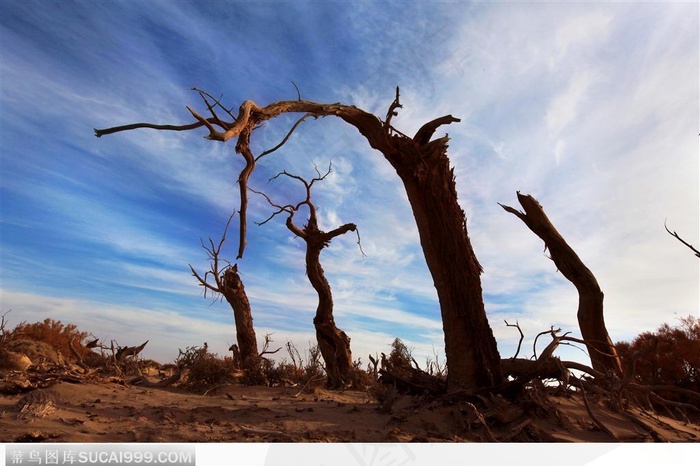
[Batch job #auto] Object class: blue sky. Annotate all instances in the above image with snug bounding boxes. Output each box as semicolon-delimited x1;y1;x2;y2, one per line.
1;0;698;368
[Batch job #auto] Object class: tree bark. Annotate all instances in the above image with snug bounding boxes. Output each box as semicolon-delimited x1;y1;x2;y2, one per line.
500;192;623;377
221;266;261;378
188;214;263;382
286;214;355;389
384;135;502;391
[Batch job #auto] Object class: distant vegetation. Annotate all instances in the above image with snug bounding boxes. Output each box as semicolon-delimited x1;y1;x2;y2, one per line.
3;310;700;440
0;313;374;392
2;312;698;400
615;315;699;405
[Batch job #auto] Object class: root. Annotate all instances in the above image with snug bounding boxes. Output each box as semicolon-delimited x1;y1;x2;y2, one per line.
580;384;618;441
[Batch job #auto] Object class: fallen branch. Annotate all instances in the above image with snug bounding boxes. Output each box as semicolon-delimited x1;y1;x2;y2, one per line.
464;401;499;442
116;340;149;363
500;418;532;442
238;425;293;440
619;410;669;442
293;375;325;398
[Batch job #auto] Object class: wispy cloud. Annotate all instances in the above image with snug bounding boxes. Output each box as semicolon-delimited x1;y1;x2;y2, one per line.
1;1;697;370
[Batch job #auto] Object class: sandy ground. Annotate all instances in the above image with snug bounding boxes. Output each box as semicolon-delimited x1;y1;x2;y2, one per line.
1;377;699;443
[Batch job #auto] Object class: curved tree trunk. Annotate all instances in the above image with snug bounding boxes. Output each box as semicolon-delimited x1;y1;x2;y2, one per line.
500;192;623;377
258;167;357;389
285;211;355;389
305;239;353;389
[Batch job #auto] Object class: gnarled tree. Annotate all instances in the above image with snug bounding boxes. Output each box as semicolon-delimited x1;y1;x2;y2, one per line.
189;213;262;382
95;87;503;391
254;166;356;388
500;192;623;377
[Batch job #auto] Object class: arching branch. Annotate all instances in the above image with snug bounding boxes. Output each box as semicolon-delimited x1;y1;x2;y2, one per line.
95;95;388;259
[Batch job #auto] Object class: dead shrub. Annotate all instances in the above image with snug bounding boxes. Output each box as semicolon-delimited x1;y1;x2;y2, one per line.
176;343;236;389
369;381;399;413
0;310;12;350
6;339;59;365
10;318;93;361
347;358;374;389
259;342;327;388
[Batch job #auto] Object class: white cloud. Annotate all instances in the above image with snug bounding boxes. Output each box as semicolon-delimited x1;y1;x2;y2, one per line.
0;289;227;363
2;1;697;377
546;70;599;136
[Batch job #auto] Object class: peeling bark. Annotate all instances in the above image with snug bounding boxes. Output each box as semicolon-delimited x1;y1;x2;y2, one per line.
386;135;502;390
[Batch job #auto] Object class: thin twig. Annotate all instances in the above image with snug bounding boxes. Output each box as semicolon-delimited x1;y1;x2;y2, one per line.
293;375;325;398
291;81;302;101
256;114;313;161
532;326;561;359
505;320;524;359
191;88;237;123
665;219;700;258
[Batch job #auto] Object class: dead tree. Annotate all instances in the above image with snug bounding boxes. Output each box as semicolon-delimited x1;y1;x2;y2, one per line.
115;340;149;363
500;192;623;377
95;87;503;391
254;165;356;388
189;213;262;380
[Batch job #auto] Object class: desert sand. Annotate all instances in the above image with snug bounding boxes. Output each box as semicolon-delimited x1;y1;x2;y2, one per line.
2;374;699;443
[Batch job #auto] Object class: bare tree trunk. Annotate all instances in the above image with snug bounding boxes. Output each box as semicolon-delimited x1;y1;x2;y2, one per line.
257;167;358;389
386;136;502;391
189;215;262;382
221;266;261;378
500;192;623;377
304;237;353;389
